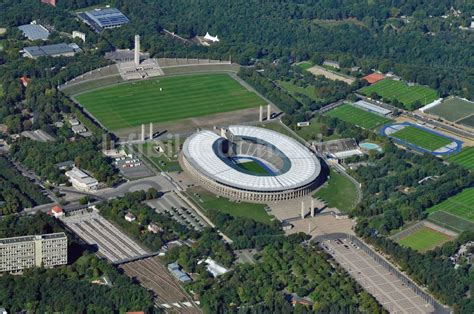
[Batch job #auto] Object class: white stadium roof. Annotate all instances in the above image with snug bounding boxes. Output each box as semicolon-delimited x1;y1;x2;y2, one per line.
183;125;321;192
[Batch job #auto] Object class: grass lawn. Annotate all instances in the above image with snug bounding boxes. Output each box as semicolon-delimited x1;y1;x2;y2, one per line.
447;147;474;172
325;103;392;129
277;80;320;101
134;141;182;172
189;187;272;224
296;61;313;70
313;169;358;213
75;74;265;130
398;226;452;252
360;79;438;110
426;97;474;122
391;126;452;151
235;160;270;175
426;187;474;222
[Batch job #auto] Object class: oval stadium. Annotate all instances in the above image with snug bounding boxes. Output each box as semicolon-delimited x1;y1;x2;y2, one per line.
181;125;322;203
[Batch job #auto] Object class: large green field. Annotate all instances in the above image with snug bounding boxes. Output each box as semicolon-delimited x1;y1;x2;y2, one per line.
325;104;392;129
447;147;474;172
235;160;270;175
398;226;452;252
277;80;319;101
75;74;265;130
189;187;272;224
313;169;359;213
426;97;474;122
360;79;438;110
426;188;474;223
391;126;452;151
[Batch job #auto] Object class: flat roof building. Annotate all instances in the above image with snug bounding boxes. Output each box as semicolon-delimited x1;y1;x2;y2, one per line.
168;262;192;283
79;8;129;32
23;43;81;59
65;167;98;192
0;233;67;273
354;100;392;116
18;23;50;41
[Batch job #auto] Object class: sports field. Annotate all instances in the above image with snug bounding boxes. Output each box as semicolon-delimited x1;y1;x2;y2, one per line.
360;79;438;110
447;147;474;171
391;126;452;151
426;97;474;123
235;160;270;175
75;74;265;130
325;104;391;129
398;227;452;252
313;169;359;213
426;188;474;223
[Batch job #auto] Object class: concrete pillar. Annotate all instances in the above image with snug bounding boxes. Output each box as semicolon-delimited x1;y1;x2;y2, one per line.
267;104;271;120
134;34;140;66
259;106;263;122
311;199;315;217
301;201;305;219
141;124;145;141
149;123;153;139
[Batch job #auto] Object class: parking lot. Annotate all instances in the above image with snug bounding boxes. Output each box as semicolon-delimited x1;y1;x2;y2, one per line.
62;210;148;263
147;192;207;231
113;154;153;179
321;238;435;313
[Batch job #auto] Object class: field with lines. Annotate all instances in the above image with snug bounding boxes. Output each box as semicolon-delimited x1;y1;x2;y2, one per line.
75;74;265;130
360;79;438;110
427;188;474;223
447;147;474;171
398;227;452;252
325;104;392;129
391;126;452;151
426;97;474;123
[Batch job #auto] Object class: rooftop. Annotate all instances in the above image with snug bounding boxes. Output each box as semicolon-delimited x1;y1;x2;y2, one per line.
183;126;321;192
23;43;81;58
83;8;129;29
18;24;50;41
0;232;66;245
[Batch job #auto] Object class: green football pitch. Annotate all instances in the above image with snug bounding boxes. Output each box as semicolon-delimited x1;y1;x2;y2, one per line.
427;187;474;223
360;79;438;110
391;126;452;151
398;226;452;252
447;147;474;172
325;103;392;129
75;74;265;130
235;160;270;175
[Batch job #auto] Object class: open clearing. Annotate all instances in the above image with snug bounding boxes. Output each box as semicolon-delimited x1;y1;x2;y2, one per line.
360;79;438;110
306;65;355;84
75;73;265;131
277;80;320;101
188;187;272;224
296;61;313;70
447;147;474;171
313;169;358;213
325;103;391;129
134;141;182;173
391;126;452;151
397;226;452;252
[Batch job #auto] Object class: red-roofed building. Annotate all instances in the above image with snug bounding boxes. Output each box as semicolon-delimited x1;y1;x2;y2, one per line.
41;0;57;6
51;205;63;218
19;76;31;87
362;73;385;84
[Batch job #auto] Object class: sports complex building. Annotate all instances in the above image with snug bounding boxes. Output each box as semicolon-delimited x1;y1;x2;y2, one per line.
181;125;322;203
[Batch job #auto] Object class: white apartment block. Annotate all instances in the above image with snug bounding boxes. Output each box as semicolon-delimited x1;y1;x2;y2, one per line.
0;233;67;273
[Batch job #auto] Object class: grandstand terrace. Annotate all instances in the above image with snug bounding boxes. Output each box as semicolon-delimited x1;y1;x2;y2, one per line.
354;100;392;116
314;138;363;159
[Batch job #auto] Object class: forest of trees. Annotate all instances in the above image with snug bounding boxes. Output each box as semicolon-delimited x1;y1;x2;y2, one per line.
9;138;118;186
0;156;50;215
185;236;385;313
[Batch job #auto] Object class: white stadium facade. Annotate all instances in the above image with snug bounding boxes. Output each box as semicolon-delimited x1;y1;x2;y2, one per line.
181;125;323;203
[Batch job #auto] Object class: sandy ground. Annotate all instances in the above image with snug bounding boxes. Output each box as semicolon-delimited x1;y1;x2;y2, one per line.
307;65;355;84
